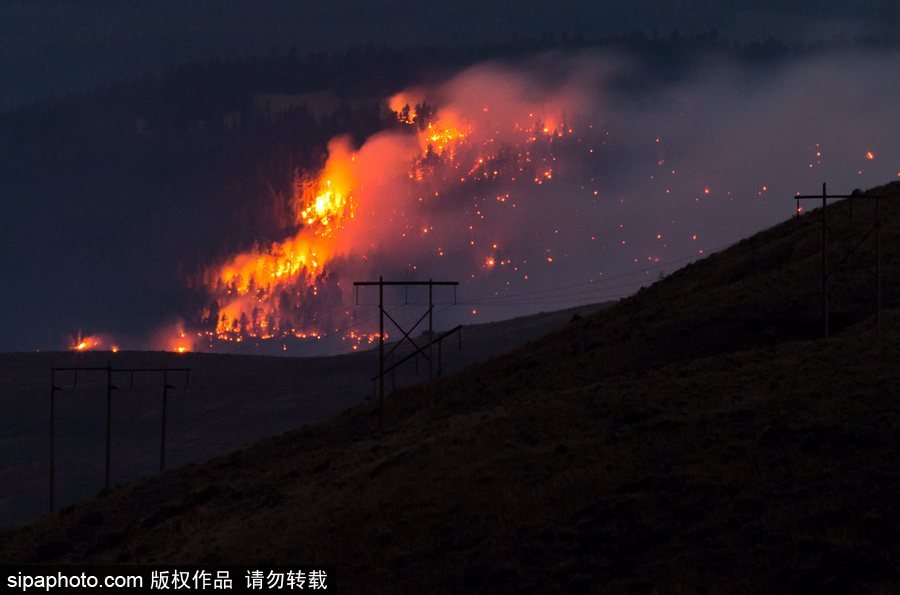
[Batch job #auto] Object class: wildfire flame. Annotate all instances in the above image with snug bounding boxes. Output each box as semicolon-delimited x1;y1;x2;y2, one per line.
68;332;114;352
71;337;100;351
200;65;585;347
157;321;194;353
49;54;895;356
207;138;357;340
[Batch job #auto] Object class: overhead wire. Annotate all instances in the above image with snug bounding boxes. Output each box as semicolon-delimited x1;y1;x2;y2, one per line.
456;238;737;306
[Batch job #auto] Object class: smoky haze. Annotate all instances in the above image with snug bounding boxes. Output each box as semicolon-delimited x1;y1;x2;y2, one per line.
1;45;898;353
303;49;900;352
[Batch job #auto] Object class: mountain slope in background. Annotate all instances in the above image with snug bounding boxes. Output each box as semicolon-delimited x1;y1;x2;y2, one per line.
2;181;899;593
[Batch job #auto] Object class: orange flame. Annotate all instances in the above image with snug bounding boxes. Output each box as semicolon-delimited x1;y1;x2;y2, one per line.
156;321;194;353
71;338;98;351
203;76;576;345
69;332;111;351
209;138;358;339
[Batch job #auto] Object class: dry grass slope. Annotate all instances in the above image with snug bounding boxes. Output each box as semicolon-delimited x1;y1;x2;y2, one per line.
2;182;899;594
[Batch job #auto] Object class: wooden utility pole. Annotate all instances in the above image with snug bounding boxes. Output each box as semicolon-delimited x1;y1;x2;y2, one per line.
354;278;458;427
48;365;189;512
792;183;890;338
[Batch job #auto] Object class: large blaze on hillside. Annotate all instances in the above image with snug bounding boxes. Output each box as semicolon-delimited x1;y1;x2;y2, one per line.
50;50;900;353
202;139;358;343
199;67;590;350
186;53;898;354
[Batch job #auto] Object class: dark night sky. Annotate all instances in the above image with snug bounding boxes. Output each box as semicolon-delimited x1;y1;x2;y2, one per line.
1;0;897;111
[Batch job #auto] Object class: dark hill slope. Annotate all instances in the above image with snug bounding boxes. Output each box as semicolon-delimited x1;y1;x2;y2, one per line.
0;302;607;528
534;182;900;380
2;182;899;593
